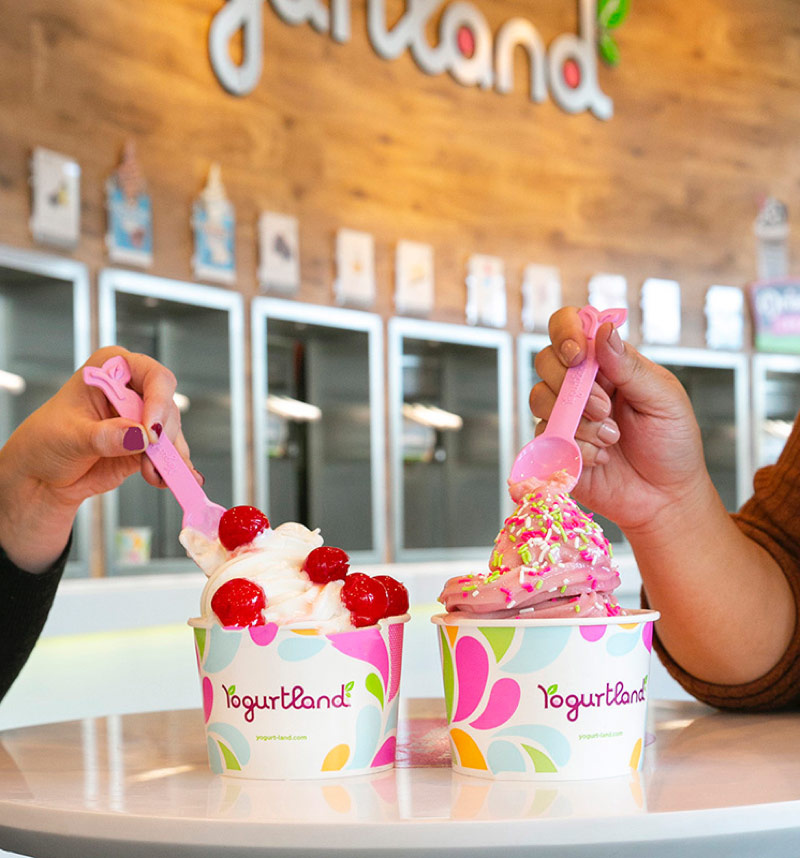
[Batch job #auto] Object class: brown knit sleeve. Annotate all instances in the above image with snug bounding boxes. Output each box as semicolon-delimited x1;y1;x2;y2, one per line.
644;413;800;711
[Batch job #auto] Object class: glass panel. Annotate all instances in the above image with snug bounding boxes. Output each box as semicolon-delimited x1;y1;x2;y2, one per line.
522;347;624;544
665;364;739;512
757;367;800;468
0;265;87;576
264;319;374;553
400;337;502;551
110;292;234;574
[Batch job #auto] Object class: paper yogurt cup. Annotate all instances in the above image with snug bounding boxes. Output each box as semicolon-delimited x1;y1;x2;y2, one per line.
432;610;659;781
190;615;409;779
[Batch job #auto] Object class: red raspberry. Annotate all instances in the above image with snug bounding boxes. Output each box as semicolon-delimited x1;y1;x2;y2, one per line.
218;506;270;551
340;573;389;628
211;578;267;628
303;546;350;584
373;575;409;617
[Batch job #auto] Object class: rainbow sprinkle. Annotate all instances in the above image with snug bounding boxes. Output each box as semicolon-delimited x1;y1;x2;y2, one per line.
456;489;615;601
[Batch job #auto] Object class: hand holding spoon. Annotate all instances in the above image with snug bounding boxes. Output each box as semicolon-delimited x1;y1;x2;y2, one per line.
510;305;627;491
84;356;226;540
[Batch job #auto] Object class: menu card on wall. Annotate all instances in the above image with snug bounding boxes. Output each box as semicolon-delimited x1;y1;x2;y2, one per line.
753;196;789;281
521;264;562;331
705;285;744;350
334;228;375;306
750;279;800;353
466;254;506;328
105;140;153;267
395;240;434;315
258;211;300;293
29;147;81;249
641;278;681;345
192;163;236;285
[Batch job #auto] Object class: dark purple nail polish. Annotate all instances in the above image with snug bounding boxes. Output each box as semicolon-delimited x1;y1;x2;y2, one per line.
123;427;145;452
151;422;163;438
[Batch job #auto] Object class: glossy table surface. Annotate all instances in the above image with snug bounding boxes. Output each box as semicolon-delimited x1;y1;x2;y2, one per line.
0;698;798;857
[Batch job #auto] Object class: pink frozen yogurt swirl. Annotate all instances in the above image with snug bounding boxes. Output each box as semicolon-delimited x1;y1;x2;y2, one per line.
438;478;624;619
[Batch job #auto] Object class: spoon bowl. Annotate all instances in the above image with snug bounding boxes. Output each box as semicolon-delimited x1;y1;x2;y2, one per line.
510;433;582;488
510;305;627;491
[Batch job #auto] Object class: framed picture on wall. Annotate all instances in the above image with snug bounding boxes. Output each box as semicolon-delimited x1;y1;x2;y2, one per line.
258;211;300;293
334;228;376;307
395;239;434;315
192;164;236;285
521;263;561;331
105;141;153;268
466;254;506;328
29;147;81;249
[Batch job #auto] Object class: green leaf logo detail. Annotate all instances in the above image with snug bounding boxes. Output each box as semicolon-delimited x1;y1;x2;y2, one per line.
365;672;384;709
345;680;354;699
439;628;455;723
599;32;620;66
218;740;241;771
598;0;630;29
596;0;630;66
479;627;515;663
521;743;558;774
547;684;558;696
228;684;236;696
194;627;207;661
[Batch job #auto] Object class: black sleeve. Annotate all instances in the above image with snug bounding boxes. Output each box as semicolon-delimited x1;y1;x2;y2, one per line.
0;539;69;702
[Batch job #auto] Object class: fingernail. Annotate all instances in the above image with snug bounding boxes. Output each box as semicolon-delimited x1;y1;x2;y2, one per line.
560;339;582;366
194;469;205;486
151;422;163;439
123;426;146;452
608;328;625;355
597;419;620;444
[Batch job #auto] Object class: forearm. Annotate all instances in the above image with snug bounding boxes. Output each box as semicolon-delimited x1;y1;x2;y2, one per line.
0;443;78;574
628;476;795;685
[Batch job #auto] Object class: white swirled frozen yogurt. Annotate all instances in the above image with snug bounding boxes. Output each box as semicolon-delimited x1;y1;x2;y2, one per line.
182;505;408;633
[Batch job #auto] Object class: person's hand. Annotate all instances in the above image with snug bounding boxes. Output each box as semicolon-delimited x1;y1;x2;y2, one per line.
529;307;712;537
0;346;198;572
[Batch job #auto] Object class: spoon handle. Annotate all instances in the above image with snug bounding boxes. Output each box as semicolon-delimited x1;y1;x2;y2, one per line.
544;306;627;440
83;356;225;538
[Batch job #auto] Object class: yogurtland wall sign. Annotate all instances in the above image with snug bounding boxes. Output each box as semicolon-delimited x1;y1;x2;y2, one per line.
209;0;622;120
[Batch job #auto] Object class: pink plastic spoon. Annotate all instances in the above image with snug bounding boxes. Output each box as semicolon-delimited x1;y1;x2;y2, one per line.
83;355;226;540
510;305;628;491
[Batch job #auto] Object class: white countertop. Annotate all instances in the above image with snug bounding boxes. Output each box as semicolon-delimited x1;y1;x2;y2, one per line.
0;698;797;857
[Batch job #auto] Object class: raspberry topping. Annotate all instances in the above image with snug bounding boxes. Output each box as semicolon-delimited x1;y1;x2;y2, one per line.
218;505;270;551
340;573;389;628
211;578;267;628
303;546;350;584
373;575;409;617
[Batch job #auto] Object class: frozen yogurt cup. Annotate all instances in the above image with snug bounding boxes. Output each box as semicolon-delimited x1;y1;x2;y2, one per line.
185;505;410;779
192;614;407;779
432;610;659;781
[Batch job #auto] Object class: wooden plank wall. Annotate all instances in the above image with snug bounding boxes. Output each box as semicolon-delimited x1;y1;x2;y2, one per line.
1;1;799;346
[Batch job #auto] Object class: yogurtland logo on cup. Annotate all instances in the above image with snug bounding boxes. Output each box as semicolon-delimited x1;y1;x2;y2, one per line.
222;681;354;722
537;676;648;723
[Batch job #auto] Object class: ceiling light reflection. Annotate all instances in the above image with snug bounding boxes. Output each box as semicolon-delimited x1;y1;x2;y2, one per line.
403;403;463;431
0;369;26;394
267;394;322;422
